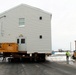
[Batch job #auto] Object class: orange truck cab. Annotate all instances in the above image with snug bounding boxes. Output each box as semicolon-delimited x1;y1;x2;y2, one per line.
72;50;76;59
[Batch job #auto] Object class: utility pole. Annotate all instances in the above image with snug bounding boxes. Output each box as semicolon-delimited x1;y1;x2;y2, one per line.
75;41;76;50
70;42;71;52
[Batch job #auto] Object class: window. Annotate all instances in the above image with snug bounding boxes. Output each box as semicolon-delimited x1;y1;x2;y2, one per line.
21;39;25;44
39;35;42;39
17;39;19;44
39;16;42;20
19;18;25;27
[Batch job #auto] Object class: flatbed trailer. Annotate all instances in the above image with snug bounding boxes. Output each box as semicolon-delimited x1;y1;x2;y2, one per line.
0;43;51;62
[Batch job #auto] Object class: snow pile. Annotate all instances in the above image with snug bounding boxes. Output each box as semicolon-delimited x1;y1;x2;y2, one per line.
46;52;73;62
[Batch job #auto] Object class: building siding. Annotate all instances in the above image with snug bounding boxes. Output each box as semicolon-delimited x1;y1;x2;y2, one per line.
0;4;52;53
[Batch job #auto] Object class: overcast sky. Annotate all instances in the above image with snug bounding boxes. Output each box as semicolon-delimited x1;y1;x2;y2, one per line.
0;0;76;51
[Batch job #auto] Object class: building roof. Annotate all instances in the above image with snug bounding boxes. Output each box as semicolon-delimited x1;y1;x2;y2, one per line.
0;4;52;16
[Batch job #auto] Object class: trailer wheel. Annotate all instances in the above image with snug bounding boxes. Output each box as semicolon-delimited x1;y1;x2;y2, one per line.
8;58;12;62
39;54;45;62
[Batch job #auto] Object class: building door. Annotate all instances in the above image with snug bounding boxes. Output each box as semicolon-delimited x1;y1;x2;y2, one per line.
17;37;26;51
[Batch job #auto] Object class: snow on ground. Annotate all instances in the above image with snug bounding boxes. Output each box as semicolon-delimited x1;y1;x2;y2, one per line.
46;52;76;66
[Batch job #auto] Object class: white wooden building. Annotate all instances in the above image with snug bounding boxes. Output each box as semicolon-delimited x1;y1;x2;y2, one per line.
0;4;52;54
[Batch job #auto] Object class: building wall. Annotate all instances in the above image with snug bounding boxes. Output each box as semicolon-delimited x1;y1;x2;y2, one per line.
0;5;52;53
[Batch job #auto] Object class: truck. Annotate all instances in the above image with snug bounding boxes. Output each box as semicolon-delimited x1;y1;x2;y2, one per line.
72;41;76;59
0;4;52;62
72;50;76;59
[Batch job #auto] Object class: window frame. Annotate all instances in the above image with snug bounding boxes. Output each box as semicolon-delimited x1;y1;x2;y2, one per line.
21;38;25;44
19;18;25;27
17;39;19;44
